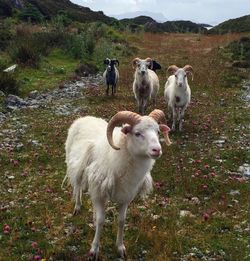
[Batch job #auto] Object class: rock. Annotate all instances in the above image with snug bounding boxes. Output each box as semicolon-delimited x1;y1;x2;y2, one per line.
238;163;250;177
5;95;28;110
229;190;240;196
29;90;39;99
180;210;195;218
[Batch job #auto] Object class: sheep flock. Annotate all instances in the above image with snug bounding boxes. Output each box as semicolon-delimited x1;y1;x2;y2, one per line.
63;56;194;260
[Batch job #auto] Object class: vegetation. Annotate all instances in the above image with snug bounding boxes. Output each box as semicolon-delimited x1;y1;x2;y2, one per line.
0;3;249;260
0;0;115;24
0;30;250;260
210;15;250;34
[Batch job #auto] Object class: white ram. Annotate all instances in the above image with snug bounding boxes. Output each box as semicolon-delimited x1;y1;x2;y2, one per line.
164;65;194;131
63;109;171;260
132;57;160;115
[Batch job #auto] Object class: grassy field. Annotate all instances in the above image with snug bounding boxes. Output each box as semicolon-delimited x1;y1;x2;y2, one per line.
0;32;249;261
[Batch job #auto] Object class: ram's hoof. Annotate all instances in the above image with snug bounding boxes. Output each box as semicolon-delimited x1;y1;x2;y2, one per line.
117;245;127;259
73;207;80;216
87;251;98;261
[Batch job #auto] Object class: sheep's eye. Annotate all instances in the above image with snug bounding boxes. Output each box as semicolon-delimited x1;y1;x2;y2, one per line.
158;130;160;135
184;74;187;78
135;132;141;137
175;75;177;78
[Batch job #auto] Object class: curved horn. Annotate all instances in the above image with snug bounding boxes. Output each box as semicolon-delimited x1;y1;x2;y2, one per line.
115;59;119;66
149;109;172;146
183;65;194;81
107;111;141;150
167;65;179;75
149;109;167;124
145;57;153;69
132;57;140;69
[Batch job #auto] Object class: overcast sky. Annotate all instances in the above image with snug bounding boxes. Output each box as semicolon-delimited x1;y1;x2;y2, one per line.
71;0;250;25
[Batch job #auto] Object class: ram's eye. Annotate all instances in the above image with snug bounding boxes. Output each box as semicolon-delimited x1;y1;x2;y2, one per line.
184;74;187;78
158;130;160;135
135;132;141;137
175;75;177;78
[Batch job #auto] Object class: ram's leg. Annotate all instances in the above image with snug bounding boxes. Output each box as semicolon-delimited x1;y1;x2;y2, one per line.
171;107;177;131
116;203;128;258
179;106;187;131
138;98;143;114
111;84;114;96
141;99;148;115
106;84;109;95
88;200;105;261
73;186;81;215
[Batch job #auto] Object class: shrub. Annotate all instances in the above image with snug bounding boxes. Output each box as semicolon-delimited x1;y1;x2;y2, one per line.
10;44;41;68
0;72;19;95
0;27;13;51
19;4;44;23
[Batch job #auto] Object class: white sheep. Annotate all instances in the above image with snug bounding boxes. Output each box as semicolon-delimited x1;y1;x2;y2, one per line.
63;109;171;260
164;65;194;131
132;57;160;115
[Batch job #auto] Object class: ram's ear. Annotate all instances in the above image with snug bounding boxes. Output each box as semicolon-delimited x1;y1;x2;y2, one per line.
121;125;132;135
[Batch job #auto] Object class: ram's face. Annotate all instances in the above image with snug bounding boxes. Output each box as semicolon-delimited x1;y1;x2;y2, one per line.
136;60;150;76
175;69;187;88
127;117;162;159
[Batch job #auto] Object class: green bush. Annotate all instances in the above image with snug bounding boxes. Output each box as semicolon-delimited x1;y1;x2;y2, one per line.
10;44;41;68
19;4;44;23
0;72;19;95
0;27;12;51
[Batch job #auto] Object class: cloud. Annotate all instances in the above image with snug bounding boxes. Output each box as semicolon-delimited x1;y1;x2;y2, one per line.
71;0;250;24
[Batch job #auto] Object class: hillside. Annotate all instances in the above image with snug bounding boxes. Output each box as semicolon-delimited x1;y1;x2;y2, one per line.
157;20;207;33
120;16;207;33
0;0;115;24
209;15;250;34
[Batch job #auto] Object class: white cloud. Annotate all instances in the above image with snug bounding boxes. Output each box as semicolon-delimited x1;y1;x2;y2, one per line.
71;0;250;25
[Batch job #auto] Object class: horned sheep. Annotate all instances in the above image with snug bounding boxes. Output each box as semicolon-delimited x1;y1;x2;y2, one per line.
63;109;171;260
132;57;160;115
164;65;194;131
103;58;119;96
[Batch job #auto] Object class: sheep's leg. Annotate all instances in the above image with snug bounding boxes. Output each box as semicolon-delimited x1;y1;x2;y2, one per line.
171;107;177;131
73;187;81;215
179;107;187;131
138;98;143;114
116;203;128;258
106;84;109;95
89;201;105;260
111;84;115;96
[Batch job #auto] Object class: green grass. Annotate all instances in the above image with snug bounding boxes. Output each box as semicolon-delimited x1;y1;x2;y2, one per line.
0;32;249;261
17;49;79;97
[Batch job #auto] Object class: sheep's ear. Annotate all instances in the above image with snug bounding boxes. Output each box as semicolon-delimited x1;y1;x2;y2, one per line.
153;60;161;70
121;125;132;135
115;59;119;66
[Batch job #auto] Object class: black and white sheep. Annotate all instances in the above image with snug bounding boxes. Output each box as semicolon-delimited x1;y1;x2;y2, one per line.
63;109;171;260
164;65;194;131
103;58;119;95
132;57;160;115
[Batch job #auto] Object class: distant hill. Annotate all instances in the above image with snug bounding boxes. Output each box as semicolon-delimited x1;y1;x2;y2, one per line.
120;16;207;33
0;0;115;24
121;16;156;26
114;11;166;22
209;15;250;34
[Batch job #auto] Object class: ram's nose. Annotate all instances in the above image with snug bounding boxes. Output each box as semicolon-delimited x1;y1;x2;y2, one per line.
150;147;162;158
141;70;146;75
